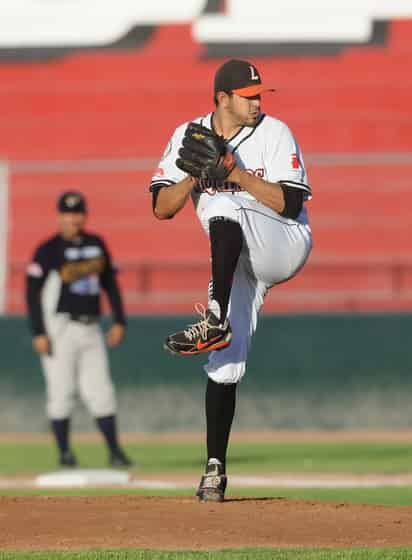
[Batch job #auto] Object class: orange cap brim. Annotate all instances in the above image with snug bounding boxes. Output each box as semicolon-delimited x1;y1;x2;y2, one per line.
231;84;276;97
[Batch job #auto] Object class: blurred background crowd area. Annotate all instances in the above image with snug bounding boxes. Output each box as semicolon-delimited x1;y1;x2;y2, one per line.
0;0;411;316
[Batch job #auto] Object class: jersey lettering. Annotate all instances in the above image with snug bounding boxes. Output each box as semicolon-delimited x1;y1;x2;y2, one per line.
64;246;102;260
196;178;242;194
70;274;100;296
245;168;264;178
82;246;102;259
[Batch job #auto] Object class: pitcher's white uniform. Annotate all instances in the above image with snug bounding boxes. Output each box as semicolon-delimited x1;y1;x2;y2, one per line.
151;112;312;383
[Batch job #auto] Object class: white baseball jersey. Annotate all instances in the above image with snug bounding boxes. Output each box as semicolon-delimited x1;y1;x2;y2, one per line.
150;112;312;229
151;112;313;384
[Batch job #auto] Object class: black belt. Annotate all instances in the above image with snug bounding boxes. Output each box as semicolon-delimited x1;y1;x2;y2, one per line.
69;314;99;325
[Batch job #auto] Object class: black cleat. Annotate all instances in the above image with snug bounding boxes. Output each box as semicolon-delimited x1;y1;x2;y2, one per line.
59;450;77;468
164;304;232;356
109;448;134;468
196;459;227;503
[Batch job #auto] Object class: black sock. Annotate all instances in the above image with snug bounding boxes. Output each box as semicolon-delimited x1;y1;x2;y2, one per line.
206;378;237;472
96;414;120;454
209;217;243;321
50;418;70;454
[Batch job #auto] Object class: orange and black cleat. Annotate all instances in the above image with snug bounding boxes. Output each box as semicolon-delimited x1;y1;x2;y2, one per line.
196;458;227;502
164;304;232;356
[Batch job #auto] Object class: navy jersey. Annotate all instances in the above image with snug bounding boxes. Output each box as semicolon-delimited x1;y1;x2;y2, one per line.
26;231;126;335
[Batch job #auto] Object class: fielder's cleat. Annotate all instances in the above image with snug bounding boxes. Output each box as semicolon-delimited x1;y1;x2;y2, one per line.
196;458;227;502
59;449;78;468
109;448;134;468
164;304;232;356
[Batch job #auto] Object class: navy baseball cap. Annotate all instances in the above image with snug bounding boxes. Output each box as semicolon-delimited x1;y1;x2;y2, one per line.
57;191;87;213
214;59;275;98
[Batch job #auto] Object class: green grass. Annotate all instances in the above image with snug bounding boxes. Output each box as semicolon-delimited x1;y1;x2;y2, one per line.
3;438;412;506
1;548;412;559
2;486;412;506
2;440;412;476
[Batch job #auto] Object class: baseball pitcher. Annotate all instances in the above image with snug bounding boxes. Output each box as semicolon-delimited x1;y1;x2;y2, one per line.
150;59;313;501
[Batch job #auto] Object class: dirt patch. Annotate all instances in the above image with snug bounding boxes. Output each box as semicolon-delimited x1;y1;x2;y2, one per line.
1;496;412;550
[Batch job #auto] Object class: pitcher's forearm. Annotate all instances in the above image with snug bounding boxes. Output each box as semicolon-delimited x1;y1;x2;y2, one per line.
154;176;196;219
229;167;285;214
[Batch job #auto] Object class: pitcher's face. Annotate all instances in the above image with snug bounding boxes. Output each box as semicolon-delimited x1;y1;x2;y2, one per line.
226;93;261;127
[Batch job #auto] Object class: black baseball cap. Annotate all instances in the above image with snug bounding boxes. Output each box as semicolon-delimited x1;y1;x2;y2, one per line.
57;191;87;213
214;59;275;98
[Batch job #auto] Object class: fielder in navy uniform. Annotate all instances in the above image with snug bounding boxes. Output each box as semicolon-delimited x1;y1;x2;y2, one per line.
26;191;133;468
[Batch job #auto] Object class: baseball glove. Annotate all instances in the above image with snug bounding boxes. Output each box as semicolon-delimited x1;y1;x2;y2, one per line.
176;122;236;181
60;256;106;284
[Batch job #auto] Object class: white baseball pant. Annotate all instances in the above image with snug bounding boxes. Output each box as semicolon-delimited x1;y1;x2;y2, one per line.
199;193;312;384
41;319;116;419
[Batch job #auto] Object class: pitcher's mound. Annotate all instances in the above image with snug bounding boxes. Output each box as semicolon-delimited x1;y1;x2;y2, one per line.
1;496;412;550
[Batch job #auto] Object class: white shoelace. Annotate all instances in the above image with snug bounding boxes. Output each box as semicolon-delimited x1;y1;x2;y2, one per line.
183;303;215;341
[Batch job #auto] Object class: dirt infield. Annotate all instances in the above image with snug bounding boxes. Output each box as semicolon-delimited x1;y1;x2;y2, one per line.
2;496;412;550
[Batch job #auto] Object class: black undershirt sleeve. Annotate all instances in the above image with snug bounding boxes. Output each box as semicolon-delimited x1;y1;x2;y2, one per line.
151;185;162;211
100;241;127;326
27;277;46;335
26;247;51;336
278;184;305;220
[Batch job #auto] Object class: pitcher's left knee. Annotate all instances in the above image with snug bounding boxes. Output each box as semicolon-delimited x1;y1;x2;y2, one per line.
201;194;241;232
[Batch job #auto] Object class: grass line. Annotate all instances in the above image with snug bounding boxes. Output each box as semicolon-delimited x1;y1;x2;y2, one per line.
2;441;412;476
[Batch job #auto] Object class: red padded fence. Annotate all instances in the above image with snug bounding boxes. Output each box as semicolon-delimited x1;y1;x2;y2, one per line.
1;19;412;313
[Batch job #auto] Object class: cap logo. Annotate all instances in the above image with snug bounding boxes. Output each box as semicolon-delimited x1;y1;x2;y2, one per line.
65;195;80;207
250;65;259;81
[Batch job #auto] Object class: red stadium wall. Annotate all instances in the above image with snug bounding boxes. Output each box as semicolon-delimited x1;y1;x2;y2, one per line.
1;20;411;313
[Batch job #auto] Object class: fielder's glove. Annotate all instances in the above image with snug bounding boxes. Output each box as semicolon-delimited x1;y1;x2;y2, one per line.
60;256;106;284
176;122;236;181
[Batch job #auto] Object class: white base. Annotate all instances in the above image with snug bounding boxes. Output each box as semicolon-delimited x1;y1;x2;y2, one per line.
36;469;131;488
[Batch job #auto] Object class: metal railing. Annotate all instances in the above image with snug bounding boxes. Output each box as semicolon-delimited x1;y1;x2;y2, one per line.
8;257;412;313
